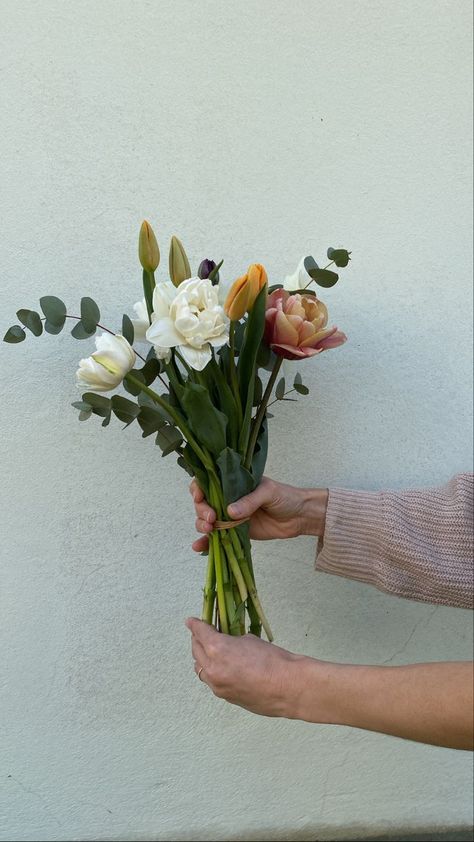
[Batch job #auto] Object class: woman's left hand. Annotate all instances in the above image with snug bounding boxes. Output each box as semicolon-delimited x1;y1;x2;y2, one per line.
185;617;305;717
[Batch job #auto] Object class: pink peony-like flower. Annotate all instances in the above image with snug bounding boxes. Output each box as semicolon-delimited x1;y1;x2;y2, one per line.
264;288;347;360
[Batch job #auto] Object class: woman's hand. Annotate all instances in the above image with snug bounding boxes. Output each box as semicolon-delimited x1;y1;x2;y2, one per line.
186;617;306;717
186;619;474;749
190;475;328;552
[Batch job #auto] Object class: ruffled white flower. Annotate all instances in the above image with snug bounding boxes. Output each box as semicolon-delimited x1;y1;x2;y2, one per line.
76;333;136;392
146;277;229;371
283;256;312;291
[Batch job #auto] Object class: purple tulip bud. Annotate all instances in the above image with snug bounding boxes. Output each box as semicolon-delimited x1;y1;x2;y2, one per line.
198;259;217;280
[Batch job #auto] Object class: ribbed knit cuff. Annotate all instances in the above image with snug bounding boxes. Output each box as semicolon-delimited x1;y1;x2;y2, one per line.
315;487;386;588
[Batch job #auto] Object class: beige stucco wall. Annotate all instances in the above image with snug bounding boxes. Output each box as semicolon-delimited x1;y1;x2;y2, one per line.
0;1;472;839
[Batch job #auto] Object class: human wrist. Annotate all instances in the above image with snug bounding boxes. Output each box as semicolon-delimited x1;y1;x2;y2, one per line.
298;487;328;537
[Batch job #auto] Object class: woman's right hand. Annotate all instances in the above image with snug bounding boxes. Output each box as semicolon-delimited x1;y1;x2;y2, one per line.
190;476;328;552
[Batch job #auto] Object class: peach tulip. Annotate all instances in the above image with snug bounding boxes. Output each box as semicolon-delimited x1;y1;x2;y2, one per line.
224;263;268;321
265;288;346;360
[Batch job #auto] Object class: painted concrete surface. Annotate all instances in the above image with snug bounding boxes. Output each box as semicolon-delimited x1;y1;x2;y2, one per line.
0;1;472;840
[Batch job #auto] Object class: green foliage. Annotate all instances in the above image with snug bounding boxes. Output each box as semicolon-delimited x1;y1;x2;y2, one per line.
122;314;134;345
111;395;140;426
217;447;255;506
142;269;155;319
3;325;26;343
253;375;263;407
156;425;183;456
17;309;43;336
40;296;67;333
137;405;168;437
182;382;227;456
71;321;95;339
80;297;100;333
304;256;339;288
327;247;351;268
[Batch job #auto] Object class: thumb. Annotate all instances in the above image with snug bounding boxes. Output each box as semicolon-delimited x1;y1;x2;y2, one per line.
227;480;273;519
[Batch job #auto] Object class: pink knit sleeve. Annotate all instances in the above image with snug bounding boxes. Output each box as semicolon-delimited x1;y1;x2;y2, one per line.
315;473;473;608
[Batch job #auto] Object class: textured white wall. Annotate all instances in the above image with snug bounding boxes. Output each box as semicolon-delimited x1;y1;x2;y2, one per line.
0;1;472;840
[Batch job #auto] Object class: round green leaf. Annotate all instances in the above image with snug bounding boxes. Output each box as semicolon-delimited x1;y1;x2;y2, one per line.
306;267;339;288
45;317;66;334
3;325;26;343
71;320;96;339
81;392;111;416
80;297;100;332
72;400;93;411
327;248;351;268
40;296;66;325
16;309;43;336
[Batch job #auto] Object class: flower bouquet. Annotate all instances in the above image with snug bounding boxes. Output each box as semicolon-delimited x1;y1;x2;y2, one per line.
3;223;350;640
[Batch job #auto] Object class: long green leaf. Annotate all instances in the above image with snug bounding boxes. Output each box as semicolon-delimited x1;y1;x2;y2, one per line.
181;383;227;456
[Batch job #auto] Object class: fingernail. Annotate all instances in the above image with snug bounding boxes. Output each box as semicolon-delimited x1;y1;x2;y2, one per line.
228;503;241;517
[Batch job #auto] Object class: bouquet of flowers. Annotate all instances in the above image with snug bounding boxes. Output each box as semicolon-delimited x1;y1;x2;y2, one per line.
4;222;350;640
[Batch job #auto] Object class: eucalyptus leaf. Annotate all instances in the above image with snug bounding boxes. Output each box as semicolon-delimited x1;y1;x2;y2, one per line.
79;409;93;421
40;296;66;325
306;267;339;288
124;369;145;395
80;297;100;332
137;405;168;437
327;247;351;268
71;320;95;339
156;425;183;456
81;392;111;417
122;314;134;345
253;375;263;407
111;395;140;426
3;325;26;343
294;372;303;386
16;309;43;336
176;455;195;477
72;400;93;411
45;318;65;335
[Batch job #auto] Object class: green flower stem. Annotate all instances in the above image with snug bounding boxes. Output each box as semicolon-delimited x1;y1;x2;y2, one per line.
124;373;212;470
201;541;216;625
229;529;273;641
220;531;248;604
229;322;243;427
143;269;156;319
244;356;283;470
210;531;229;635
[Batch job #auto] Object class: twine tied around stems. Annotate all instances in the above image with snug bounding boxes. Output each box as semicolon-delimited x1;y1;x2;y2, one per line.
213;517;250;530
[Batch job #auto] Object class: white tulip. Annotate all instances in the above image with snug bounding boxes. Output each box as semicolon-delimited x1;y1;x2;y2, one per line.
76;333;136;392
131;298;149;341
146;277;228;371
283;256;313;291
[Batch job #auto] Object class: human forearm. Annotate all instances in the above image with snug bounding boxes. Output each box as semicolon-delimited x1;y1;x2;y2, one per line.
294;658;474;750
298;487;329;537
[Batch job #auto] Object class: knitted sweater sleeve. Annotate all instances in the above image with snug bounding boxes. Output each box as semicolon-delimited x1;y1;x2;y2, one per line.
315;473;473;608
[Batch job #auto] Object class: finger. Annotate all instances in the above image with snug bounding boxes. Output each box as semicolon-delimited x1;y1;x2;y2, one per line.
185;617;219;650
191;635;207;666
192;536;209;553
189;479;204;503
195;501;216;524
227;478;274;519
193;661;211;686
195;517;214;535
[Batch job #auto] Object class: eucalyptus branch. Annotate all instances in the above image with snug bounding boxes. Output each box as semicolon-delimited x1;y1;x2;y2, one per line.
302;259;335;291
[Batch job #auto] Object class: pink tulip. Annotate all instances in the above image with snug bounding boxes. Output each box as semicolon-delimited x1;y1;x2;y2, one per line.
264;288;347;360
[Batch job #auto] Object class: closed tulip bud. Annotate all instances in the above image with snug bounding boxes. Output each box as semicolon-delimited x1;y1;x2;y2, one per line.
138;221;160;272
197;258;217;280
224;263;268;321
169;235;191;287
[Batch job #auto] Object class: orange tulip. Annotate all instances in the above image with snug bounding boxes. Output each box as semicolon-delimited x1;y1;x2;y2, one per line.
224;263;268;321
